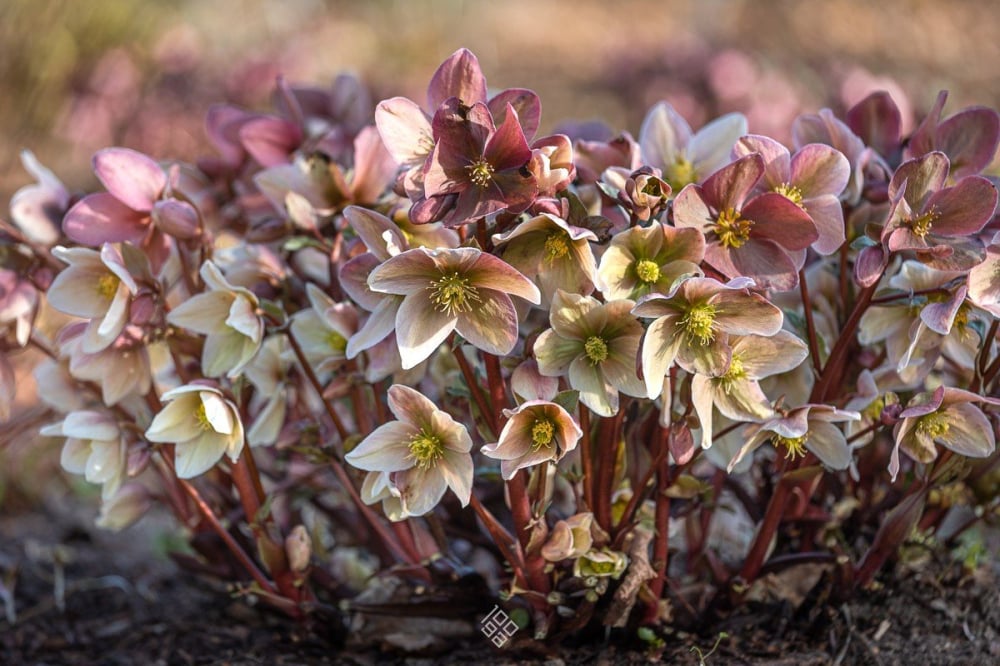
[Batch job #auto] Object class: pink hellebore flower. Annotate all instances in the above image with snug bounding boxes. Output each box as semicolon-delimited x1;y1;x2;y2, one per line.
289;284;358;373
632;276;784;399
346;384;473;519
47;244;138;353
145;384;245;479
0;268;38;347
889;387;1000;482
481;400;583;479
366;247;540;370
167;261;264;378
968;233;1000;317
734;135;851;255
792;107;873;205
59;322;152;406
728;405;860;473
673;153;818;291
10;150;68;245
597;222;705;301
41;410;126;500
908;90;1000;179
638;101;748;191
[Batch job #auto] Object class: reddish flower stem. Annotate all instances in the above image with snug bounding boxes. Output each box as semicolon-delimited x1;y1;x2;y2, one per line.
450;341;496;437
285;327;350;443
798;268;823;376
643;425;672;624
578;406;594;511
594;409;625;532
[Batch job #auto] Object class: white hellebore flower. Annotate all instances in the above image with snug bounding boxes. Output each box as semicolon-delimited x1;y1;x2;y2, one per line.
346;384;473;519
168;261;264;378
145;384;245;478
42;410;126;500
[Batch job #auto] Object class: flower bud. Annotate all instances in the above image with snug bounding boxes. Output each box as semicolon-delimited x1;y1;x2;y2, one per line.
285;525;312;573
96;483;151;531
246;217;292;243
573;547;628;579
152;199;200;240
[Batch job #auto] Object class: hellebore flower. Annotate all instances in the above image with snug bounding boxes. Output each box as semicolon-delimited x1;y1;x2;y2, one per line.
573;548;628;579
690;331;809;449
41;410;126;500
908;90;1000;179
481;400;582;479
0;268;39;347
96;482;151;531
792;107;873;205
734;134;851;254
598;166;671;222
638;101;747;191
673;153;818;291
597;222;705;301
59;322;152;406
289;284;358;373
346;384;473;519
632;276;784;399
9;150;68;245
167;261;264;378
541;513;594;562
968;234;1000;317
492;212;599;305
145;384;245;479
889;387;999;481
47;244;138;353
529;134;575;197
534;290;645;417
728;405;860;472
367;246;540;369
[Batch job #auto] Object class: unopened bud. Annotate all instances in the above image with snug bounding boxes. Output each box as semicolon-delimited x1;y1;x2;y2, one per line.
152;199;201;240
246;217;291;243
285;525;312;573
129;292;157;326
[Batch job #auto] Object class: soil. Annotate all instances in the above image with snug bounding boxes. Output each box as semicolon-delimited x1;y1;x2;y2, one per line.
2;497;999;666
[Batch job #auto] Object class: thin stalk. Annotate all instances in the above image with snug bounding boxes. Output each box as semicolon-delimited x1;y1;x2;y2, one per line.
799;268;823;375
579;406;594;510
285;327;349;443
451;341;496;437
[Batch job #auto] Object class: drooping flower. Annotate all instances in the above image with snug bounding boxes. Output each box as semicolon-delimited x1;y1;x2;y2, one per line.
733;135;851;254
243;335;292;447
366;246;540;369
632;276;784;399
41;410;126;500
167;261;264;378
533;290;644;417
95;482;151;531
638;101;747;191
597;222;705;301
690;331;809;449
673;153;818;290
289;283;358;373
598;166;671;222
47;244;139;353
889;387;1000;481
145;384;245;479
492;212;599;305
0;267;38;347
9;149;68;245
541;513;594;562
728;405;860;472
346;384;473;519
59;322;152;406
481;400;582;479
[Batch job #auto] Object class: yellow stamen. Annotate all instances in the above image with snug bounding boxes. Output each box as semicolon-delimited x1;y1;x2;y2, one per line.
326;330;348;354
584;336;609;365
906;207;939;238
429;272;482;316
665;156;697;191
195;402;213;432
96;273;120;300
544;232;571;263
680;303;718;345
531;419;556;449
774;434;808;459
635;259;661;284
408;430;444;469
718;353;747;394
774;182;804;207
715;208;754;249
466;159;495;188
916;412;950;440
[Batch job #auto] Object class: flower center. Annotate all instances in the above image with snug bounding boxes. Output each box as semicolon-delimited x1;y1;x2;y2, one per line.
774;182;804;207
326;330;348;354
715;208;753;249
774;433;808;459
916;412;950;439
680;302;717;345
584;335;609;364
408;430;445;469
466;159;495;188
195;402;214;432
665;156;697;191
718;353;747;393
634;259;661;284
429;272;482;316
96;273;120;300
544;232;571;263
531;418;556;449
906;207;939;238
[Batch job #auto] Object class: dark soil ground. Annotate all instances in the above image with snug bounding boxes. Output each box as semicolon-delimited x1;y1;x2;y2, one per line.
2;498;999;666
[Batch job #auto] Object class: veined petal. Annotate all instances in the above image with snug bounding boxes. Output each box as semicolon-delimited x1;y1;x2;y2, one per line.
346;421;421;472
712;291;783;336
734;331;808;379
640;317;682;399
550;290;604;340
174;431;229;479
639;101;692;170
93;148;165;212
62;410;118;441
734;134;790;189
703;153;763;212
534;328;583;377
802;194;846;255
346;296;401;358
690;112;748;176
569;356;617;417
466;252;540;304
439;449;473;506
375;97;433;166
806;421;852;470
791;143;850;198
395;291;456;370
368;247;439;295
168;291;232;335
938;403;995;458
427;48;488;111
387;384;440;429
456;291;519;356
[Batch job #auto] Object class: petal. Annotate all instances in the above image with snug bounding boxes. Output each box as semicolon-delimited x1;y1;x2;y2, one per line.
806;421;852;470
368;247;438;296
63;193;148;246
640;317;682;399
345;421;421;472
93;148;165;212
439;449;474;505
689;112;749;176
702;153;763;212
427;48;488;110
145;396;201;443
346;296;401;358
339;253;384;310
802;194;846;255
343;206;406;262
374;97;433;166
200;391;236;435
569;356;617;417
174;431;230;478
742;193;818;251
939;403;995;458
534;328;583;377
395;465;448;518
937;107;1000;178
690;375;716;450
672;184;715;232
238;116;302;168
791;143;850;199
549;290;603;340
734;331;808;379
638;101;692;170
168;291;231;334
489;89;541;140
394;291;456;370
712;290;784;337
466;252;540;304
62;410;118;441
734;134;790;188
924;176;998;237
456;291;519;356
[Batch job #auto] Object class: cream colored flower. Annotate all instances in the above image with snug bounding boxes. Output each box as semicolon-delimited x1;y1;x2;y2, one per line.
481;400;582;479
290;283;358;373
145;384;245;478
41;410;126;500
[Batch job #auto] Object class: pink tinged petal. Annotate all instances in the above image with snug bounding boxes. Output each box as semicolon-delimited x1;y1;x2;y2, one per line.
511;360;559;402
204;104;251;164
488;89;542;140
375;97;433;166
734;135;791;189
920;285;967;335
806;421;852;470
350;126;399;204
395;465;449;518
339;254;384;310
855;245;888;288
174;431;230;479
427;48;488;110
846;91;902;160
691;375;716;450
711;377;774;423
439;449;474;505
712;291;784;337
670;184;715;232
92;148;165;212
640;317;683;399
689;112;748;176
569;356;617;417
791;144;850;199
801;194;845;255
534;328;583;377
395;291;456;370
725;240;798;291
602;351;646;399
936;107;1000;178
62;410;118;441
484;103;533;171
238;116;302;168
938;403;996;458
456;291;518;356
63;193;148;245
735;331;808;378
702;153;764;212
677;337;732;377
925;176;998;237
46;267;111;319
968;251;1000;315
550;290;603;339
727;430;768;473
347;296;401;358
466;252;540;304
386;384;440;427
368;247;438;296
168;291;232;334
638;102;692;170
742;193;818;251
890;152;949;205
346;421;421;472
900;387;946;419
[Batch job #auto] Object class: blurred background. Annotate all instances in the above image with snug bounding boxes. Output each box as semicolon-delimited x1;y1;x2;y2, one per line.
4;0;1000;203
